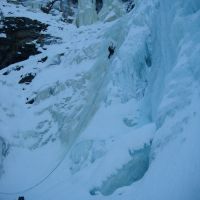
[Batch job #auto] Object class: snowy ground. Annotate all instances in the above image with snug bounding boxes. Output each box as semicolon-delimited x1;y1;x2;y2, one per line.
0;0;200;200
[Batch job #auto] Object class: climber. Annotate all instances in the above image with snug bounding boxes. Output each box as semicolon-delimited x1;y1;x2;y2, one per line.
108;44;115;59
18;196;25;200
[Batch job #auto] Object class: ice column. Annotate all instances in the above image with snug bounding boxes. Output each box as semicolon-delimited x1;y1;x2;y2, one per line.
77;0;97;26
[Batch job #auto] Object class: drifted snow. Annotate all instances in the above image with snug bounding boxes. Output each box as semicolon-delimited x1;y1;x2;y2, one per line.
0;0;200;200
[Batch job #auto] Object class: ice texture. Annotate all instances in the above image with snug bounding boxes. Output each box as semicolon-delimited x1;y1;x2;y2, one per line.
0;0;200;200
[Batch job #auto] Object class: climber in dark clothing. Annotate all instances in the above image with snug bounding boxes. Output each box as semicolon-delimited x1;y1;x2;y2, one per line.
108;44;115;59
18;196;25;200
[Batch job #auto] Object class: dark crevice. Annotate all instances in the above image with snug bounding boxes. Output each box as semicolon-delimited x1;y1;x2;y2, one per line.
90;144;151;196
96;0;103;14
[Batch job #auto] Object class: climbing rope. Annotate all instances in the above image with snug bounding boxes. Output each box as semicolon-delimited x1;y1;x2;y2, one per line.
0;43;114;196
0;150;68;195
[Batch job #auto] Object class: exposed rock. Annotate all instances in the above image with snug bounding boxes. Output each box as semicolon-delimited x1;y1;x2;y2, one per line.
0;17;49;70
2;70;10;76
26;98;35;104
2;65;24;75
18;73;36;84
41;0;60;14
38;56;48;63
6;0;20;5
0;137;9;177
15;65;24;71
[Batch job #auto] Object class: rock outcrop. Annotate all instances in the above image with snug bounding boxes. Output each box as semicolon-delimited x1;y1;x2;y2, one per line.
0;17;48;70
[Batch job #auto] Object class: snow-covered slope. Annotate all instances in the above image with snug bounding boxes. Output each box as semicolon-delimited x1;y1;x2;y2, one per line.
0;0;200;200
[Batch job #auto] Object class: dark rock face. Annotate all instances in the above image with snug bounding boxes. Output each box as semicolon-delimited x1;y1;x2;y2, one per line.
18;72;36;84
0;17;49;70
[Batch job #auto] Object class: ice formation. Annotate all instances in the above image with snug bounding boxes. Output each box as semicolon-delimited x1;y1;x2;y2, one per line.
0;0;200;200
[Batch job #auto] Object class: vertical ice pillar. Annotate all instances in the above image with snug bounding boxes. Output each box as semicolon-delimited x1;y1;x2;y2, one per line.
77;0;98;26
99;0;124;22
